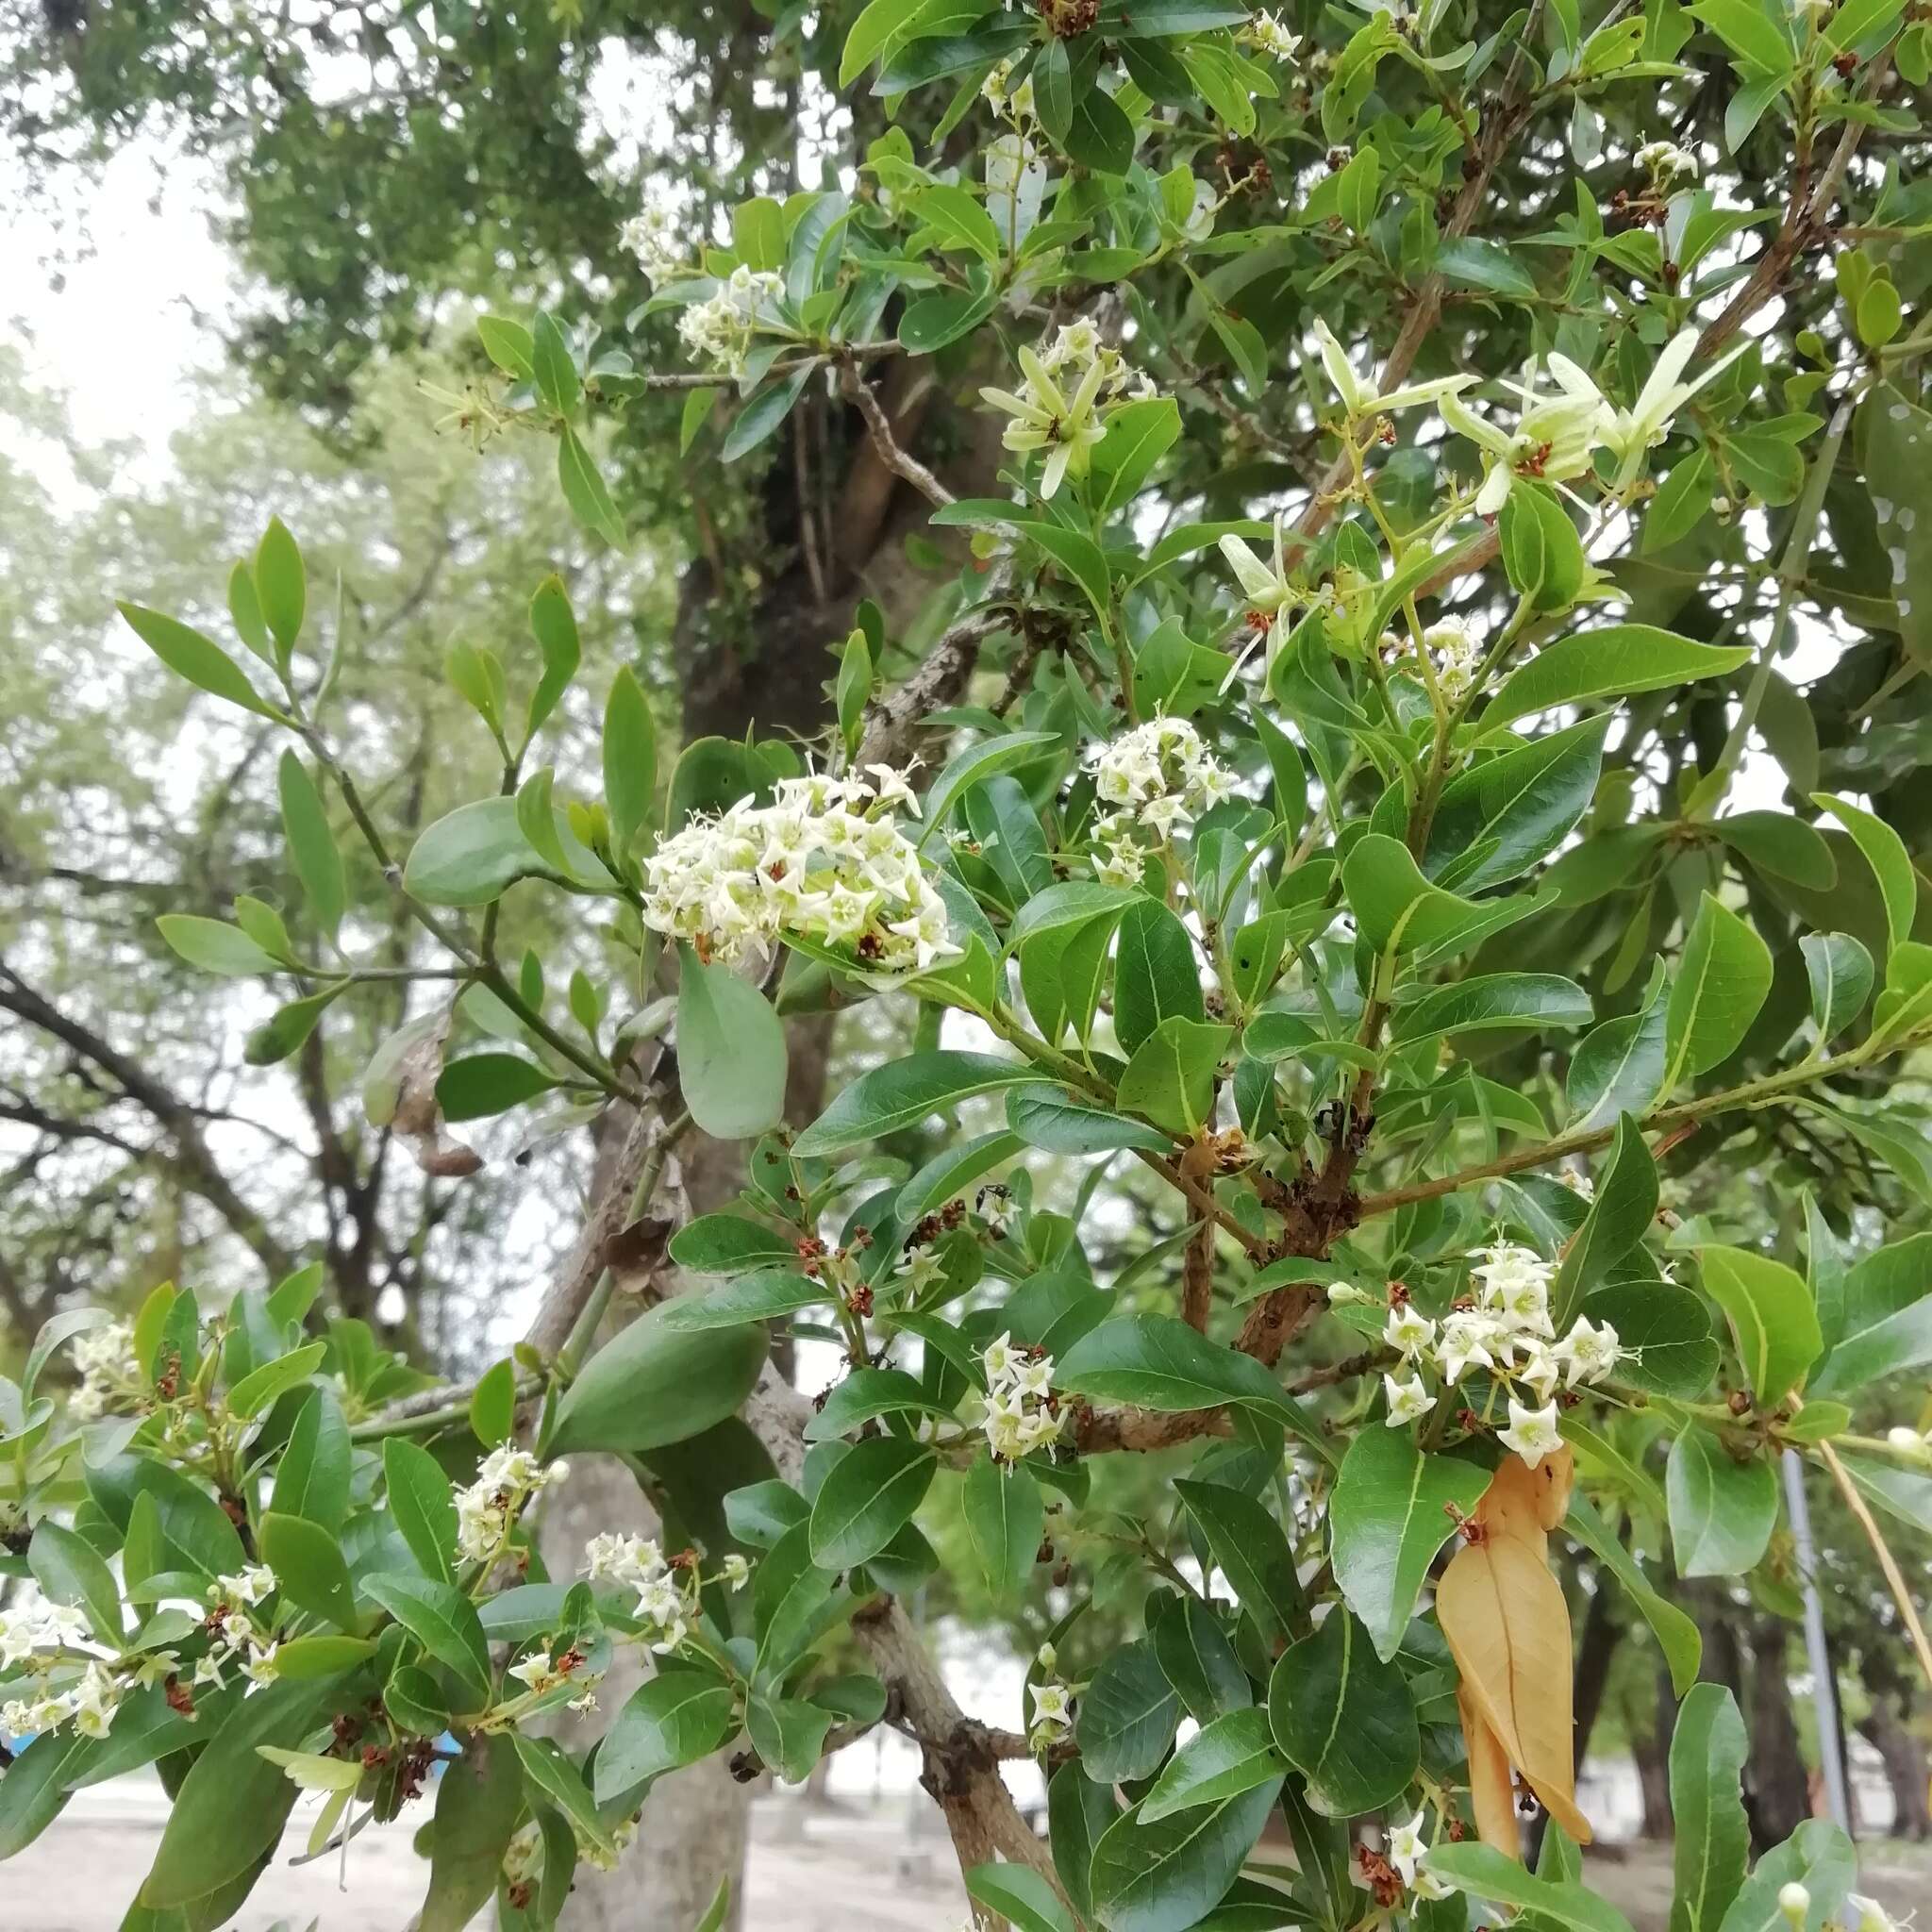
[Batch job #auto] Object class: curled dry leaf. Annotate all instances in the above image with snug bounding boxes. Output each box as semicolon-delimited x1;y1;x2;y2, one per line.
1436;1446;1591;1853
369;1008;483;1178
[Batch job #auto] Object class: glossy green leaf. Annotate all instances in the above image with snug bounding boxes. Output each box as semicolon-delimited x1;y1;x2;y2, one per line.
384;1437;458;1583
963;1456;1042;1599
1267;1609;1418;1815
1669;1683;1751;1932
1423;1843;1638;1932
1664;893;1774;1089
1812;792;1916;960
1139;1708;1284;1824
362;1573;492;1704
1666;1427;1778;1576
1076;1640;1181;1783
1483;627;1751;727
552;1303;767;1455
807;1435;938;1568
595;1670;739;1800
260;1511;360;1631
1090;1777;1280;1932
793;1049;1053;1156
676;950;789;1141
1698;1244;1821;1405
423;1735;524;1932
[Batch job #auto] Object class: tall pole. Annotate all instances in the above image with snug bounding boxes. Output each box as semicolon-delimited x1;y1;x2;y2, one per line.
1784;1449;1852;1833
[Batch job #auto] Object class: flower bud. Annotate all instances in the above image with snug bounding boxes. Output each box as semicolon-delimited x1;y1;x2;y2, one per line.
1776;1881;1809;1927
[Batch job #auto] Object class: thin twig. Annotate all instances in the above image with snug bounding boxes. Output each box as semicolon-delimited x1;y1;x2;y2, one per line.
1815;1435;1932;1691
838;357;956;509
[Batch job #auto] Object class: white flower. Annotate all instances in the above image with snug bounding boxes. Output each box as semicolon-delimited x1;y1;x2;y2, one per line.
1241;8;1302;58
980;58;1036;122
635;1575;685;1629
130;1650;181;1690
1384;1305;1437;1358
241;1641;280;1688
649;1616;689;1657
1441;356;1609;513
1326;1280;1376;1308
1085;719;1236;856
192;1651;226;1689
67;1662;122;1739
1843;1896;1907;1932
1596;330;1746;488
1030;1679;1074;1728
1035;1642;1058;1674
1311;318;1474;422
981;1190;1017;1236
1010;1354;1055;1402
1511;1339;1562;1404
1383;1373;1436;1426
1470;1241;1555;1308
67;1318;142;1419
1554;1315;1622;1387
210;1564;277;1612
1559;1167;1595;1202
982;1332;1021;1385
721;1553;751;1589
1438;1309;1503;1385
1387;1809;1426;1884
1500;1396;1564;1468
676;266;784;377
894;1245;947;1295
980;329;1155;499
1411;1869;1453;1901
454;1445;567;1564
508;1651;558;1692
569;1690;600;1716
586;1531;667;1590
620;199;685;285
1636;139;1699;182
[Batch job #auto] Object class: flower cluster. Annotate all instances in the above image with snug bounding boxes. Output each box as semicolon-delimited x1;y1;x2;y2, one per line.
676;265;783;377
3;1658;122;1740
640;768;957;975
1084;716;1237;884
1374;1243;1623;1468
1443;329;1743;510
620;199;685;285
1240;8;1303;58
1028;1642;1074;1752
981;323;1157;498
1636;139;1699;183
979;1332;1062;1462
455;1445;569;1564
1421;618;1484;703
199;1564;284;1690
68;1317;142;1420
583;1531;745;1656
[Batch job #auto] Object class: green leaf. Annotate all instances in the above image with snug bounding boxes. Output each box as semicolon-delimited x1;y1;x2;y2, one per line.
659;1270;830;1331
477;314;534;378
1498;481;1586;609
259;1511;360;1632
1426;716;1611;891
118;603;287;721
963;1456;1042;1599
1422;1843;1638;1932
1007;1086;1173;1155
1117;1017;1232;1137
1341;835;1483;955
1569;960;1670;1130
374;1439;455;1586
677;950;789;1141
1812;792;1915;960
670;1214;798;1274
808;1436;938;1568
723;362;815;462
1554;1114;1657;1323
552;1304;768;1455
1089;1777;1280;1932
362;1573;493;1705
1058;1315;1320;1448
403;794;610;906
28;1518;123;1646
1716;1822;1857;1932
423;1735;524;1932
1174;1479;1307;1643
915;732;1060;849
1565;1490;1701;1694
1329;1428;1491;1660
1149;1592;1249;1722
1483;627;1752;727
251;515;306;655
470;1357;517;1446
912;180;1003;261
1076;1640;1181;1782
841;0;994;84
1687;0;1795;75
226;1339;326;1420
745;1687;836;1782
156;914;284;976
1092;397;1182;512
439;1053;562;1123
1666;1427;1778;1576
965;1864;1079;1932
531;311;580;420
1267;1609;1418;1815
1811;1286;1932;1397
510;1736;615;1860
1437;234;1540;298
122;1469;246;1596
1669;1683;1751;1932
558;426;626;546
1584;1272;1721;1398
792;1050;1053;1156
275;752;345;941
1138;1708;1284;1824
140;1675;343;1907
1391;973;1593;1042
1049;1761;1117;1924
1698;1245;1821;1405
1113;898;1205;1054
595;1670;739;1800
525;574;581;739
1664;893;1774;1089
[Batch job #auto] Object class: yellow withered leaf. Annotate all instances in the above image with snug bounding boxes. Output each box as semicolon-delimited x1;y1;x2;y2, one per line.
1438;1454;1592;1852
1458;1683;1519;1852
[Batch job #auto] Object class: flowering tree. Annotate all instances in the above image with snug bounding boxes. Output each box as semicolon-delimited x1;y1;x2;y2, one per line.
5;0;1932;1928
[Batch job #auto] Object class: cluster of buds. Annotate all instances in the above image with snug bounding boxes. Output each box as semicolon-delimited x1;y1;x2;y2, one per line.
981;322;1158;498
979;1333;1062;1462
1238;8;1302;58
1777;1887;1909;1932
620;197;686;286
1028;1642;1075;1752
1084;716;1237;884
640;768;957;976
66;1318;142;1420
199;1564;283;1690
456;1445;569;1565
1369;1243;1623;1468
676;265;783;377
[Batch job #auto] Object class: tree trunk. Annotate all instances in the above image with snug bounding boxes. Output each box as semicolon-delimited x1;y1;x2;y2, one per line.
1742;1619;1809;1854
1858;1702;1931;1840
1633;1666;1675;1839
1571;1569;1623;1774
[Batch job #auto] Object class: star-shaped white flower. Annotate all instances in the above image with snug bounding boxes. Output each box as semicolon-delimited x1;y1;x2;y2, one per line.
1311;319;1474;422
1384;1305;1437;1359
1383;1372;1437;1427
1387;1809;1427;1883
1500;1396;1564;1468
